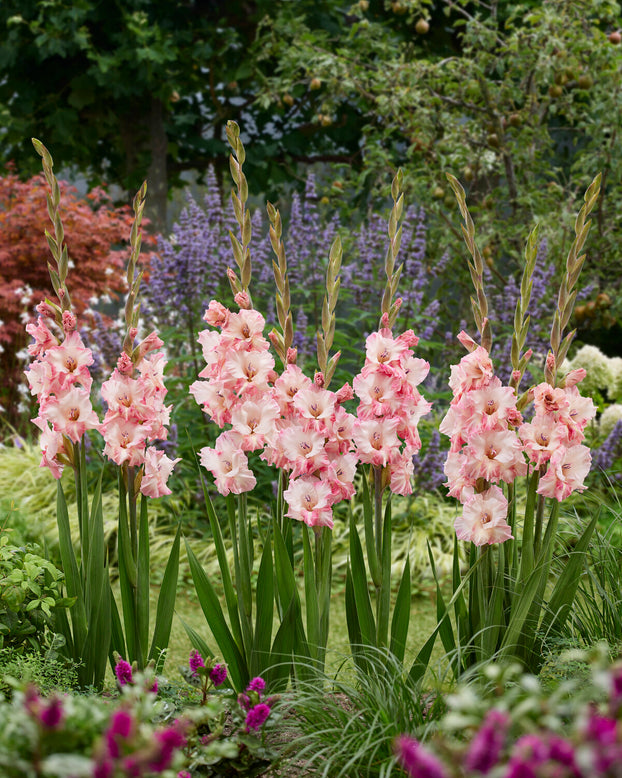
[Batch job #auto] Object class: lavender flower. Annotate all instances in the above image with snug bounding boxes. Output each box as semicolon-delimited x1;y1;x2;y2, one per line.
592;419;622;473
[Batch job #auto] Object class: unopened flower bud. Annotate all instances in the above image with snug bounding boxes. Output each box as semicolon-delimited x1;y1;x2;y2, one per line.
286;347;298;364
511;369;522;384
204;300;229;327
393;297;403;311
117;352;134;375
457;330;478;352
36;301;55;317
546;352;556;372
380;312;390;329
562;368;587;387
136;331;164;361
314;371;325;388
62;310;77;332
234;291;251;310
128;327;138;343
336;382;354;403
58;288;65;300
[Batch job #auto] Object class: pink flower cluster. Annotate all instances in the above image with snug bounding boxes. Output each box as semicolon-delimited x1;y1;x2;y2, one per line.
520;378;595;501
352;327;432;495
25;307;100;478
101;333;179;498
190;302;360;530
441;335;595;546
191;302;433;529
25;305;178;498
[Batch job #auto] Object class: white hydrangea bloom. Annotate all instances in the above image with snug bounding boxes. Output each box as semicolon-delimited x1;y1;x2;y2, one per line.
599;403;622;437
608;356;622;401
566;345;613;397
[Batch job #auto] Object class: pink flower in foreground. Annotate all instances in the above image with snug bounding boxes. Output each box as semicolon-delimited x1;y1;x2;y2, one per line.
352;417;401;467
140;448;181;498
536;444;591;501
40;386;100;443
454;486;513;546
200;433;256;495
283;476;334;529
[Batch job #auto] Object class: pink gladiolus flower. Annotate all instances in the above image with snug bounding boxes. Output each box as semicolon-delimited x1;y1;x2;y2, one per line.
279;423;327;477
364;330;405;365
140;448;181;498
352;417;401;467
537;444;591;501
448;346;494;398
389;448;416;496
200;433;256;495
532;383;569;416
25;317;58;357
293;385;336;423
283;476;334;529
223;309;268;350
134;330;164;362
35;421;67;479
40;386;100;443
454;486;513;546
102;417;150;466
61;310;77;332
462;428;527;484
204;300;229;327
44;331;94;393
116;351;134;375
230;397;280;451
223;349;274;393
519;416;569;467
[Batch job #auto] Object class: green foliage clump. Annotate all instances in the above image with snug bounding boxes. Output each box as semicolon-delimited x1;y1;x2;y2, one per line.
0;533;72;653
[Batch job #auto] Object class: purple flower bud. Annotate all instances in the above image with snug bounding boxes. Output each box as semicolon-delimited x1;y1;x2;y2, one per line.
106;710;134;759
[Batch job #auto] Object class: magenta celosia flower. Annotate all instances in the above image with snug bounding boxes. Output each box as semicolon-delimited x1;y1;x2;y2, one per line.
189;649;205;676
393;735;447;778
209;664;227;687
464;709;510;773
114;658;133;686
93;760;114;778
148;722;187;771
245;702;271;732
39;696;64;729
105;709;134;759
247;677;266;694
